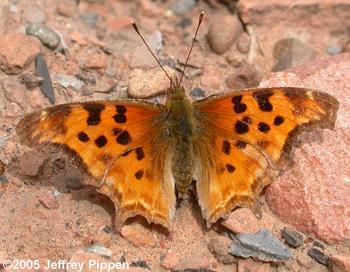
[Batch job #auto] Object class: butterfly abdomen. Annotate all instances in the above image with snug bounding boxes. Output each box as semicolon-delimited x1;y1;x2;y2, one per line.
167;87;197;198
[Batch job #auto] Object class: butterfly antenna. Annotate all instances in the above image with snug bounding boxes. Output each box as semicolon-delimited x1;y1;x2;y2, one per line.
179;11;204;86
132;21;175;89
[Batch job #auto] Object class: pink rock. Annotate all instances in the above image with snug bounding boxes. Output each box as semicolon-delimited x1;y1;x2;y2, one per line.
175;254;215;270
107;16;133;32
84;230;112;247
226;64;262;90
208;236;236;264
0;251;9;267
160;251;181;269
222;208;279;236
57;0;78;17
236;32;251;54
330;255;350;272
120;223;156;247
39;194;59;210
207;15;243;54
128;67;175;98
262;53;350;244
18;150;44;177
84;52;107;70
237;258;271;272
0;33;41;74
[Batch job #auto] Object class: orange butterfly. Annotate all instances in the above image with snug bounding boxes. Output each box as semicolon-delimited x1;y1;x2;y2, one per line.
16;12;339;229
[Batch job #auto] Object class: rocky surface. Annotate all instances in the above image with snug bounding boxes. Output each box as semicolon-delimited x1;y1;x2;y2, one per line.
0;0;349;271
262;54;350;244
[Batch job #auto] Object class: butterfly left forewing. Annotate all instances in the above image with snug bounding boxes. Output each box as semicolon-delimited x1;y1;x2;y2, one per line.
17;101;176;228
193;87;339;223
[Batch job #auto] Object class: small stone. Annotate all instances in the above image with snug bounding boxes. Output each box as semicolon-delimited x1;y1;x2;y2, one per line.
307;247;329;266
53;74;84;91
121;223;156;247
329;255;350;272
18;150;44;177
229;229;292;262
281;227;304;248
85;244;112;258
0;33;41;74
190;87;205;98
222;208;277;235
80;12;99;28
272;38;316;72
327;45;342;55
170;0;196;15
57;0;78;17
26;24;61;49
236;32;251;54
208;236;236;264
35;53;55;104
175;254;214;270
200;74;221;90
84;52;107;70
226;64;261;90
313;240;325;249
39;193;59;210
297;253;315;270
107;16;133;32
161;252;181;269
208;15;243;54
177;17;192;28
237;258;271;272
128;67;175;98
23;7;46;23
20;73;44;89
130;261;150;270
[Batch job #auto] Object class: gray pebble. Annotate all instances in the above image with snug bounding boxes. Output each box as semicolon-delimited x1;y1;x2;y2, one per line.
35;53;55;104
85;244;112;258
26;24;60;49
281;227;304;248
307;247;329;266
170;0;196;15
327;45;342;55
53;74;85;91
190;87;205;98
230;229;292;262
79;12;99;27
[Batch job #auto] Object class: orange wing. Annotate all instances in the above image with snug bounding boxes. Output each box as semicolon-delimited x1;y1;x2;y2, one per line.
193;87;339;223
16;100;176;228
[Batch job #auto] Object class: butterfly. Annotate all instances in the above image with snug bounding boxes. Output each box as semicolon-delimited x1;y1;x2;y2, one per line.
16;12;339;230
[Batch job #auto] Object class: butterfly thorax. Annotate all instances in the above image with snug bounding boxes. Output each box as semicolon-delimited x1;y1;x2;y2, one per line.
165;84;197;198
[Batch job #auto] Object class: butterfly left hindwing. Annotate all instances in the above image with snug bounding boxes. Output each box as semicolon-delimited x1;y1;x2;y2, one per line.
193;87;339;223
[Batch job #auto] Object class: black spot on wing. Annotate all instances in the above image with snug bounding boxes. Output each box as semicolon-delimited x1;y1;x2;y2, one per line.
232;95;247;113
78;132;89;142
135;169;144;180
222;140;231;155
235;120;249;134
258;122;271;133
95;135;107;147
226;164;235;173
116;105;127;114
253;92;273;112
114;114;127;123
274;115;284;126
84;103;105;126
116;130;131;145
135;147;145;160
